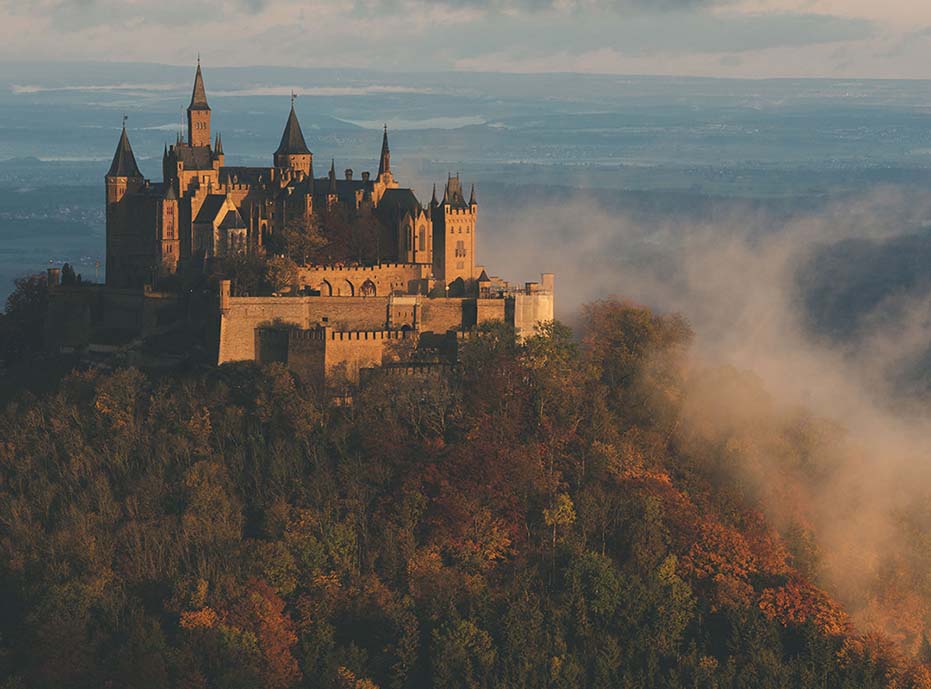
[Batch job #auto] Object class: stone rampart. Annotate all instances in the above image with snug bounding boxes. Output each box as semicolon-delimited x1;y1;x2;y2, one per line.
297;263;431;297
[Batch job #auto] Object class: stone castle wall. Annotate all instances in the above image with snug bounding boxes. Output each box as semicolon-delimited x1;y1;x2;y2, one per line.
296;263;431;297
218;292;389;363
284;327;413;386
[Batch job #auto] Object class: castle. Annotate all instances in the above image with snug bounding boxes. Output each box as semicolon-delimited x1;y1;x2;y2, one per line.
49;62;554;385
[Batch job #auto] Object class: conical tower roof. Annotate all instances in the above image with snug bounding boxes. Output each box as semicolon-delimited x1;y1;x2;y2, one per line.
276;104;311;156
378;124;390;175
107;124;142;178
188;61;210;112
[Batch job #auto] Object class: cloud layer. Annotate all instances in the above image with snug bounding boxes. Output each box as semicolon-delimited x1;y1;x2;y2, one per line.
0;0;928;78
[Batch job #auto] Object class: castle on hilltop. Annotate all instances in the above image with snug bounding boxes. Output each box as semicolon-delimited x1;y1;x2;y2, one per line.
48;62;554;385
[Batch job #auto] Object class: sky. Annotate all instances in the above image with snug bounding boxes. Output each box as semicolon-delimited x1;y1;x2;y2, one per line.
0;0;930;79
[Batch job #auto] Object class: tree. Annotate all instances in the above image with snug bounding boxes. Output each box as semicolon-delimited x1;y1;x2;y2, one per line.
61;263;81;285
224;253;266;296
265;256;299;294
431;619;497;689
320;206;382;265
270;214;326;265
0;272;48;363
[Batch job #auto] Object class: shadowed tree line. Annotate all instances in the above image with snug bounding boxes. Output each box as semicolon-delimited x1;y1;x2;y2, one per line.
0;300;929;688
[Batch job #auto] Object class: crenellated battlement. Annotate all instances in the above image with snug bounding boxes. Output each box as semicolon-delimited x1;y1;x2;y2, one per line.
300;262;423;273
289;327;413;343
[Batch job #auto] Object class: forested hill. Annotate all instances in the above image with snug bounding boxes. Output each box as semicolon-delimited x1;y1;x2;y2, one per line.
1;302;929;689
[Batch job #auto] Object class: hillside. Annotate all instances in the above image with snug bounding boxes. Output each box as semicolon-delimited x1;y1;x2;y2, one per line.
0;302;929;689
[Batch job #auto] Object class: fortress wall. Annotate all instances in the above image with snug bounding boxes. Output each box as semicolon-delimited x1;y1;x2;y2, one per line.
511;292;555;340
420;298;470;332
297;263;430;297
285;328;414;385
476;298;506;327
286;331;327;388
218;293;389;363
323;331;399;384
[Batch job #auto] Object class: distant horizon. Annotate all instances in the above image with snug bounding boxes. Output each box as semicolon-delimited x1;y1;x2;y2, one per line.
6;58;931;83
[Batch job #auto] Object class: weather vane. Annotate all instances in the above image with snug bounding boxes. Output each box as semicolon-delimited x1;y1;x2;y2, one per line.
291;90;296;107
122;113;128;128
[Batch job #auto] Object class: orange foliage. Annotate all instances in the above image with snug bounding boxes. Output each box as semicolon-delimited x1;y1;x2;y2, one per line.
179;607;220;630
227;579;301;689
681;519;757;582
337;666;380;689
759;579;849;636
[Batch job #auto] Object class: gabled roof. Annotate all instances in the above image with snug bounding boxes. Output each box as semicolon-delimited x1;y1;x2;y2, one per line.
189;62;210;112
218;209;246;230
276;105;311;156
194;194;228;224
171;144;215;171
107;126;142;178
220;166;272;186
380;187;422;215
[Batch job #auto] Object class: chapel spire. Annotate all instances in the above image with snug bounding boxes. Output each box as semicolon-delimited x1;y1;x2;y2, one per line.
189;59;210;112
187;60;212;147
378;124;391;176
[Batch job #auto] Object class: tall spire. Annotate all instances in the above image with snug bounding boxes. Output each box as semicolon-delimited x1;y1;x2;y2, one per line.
469;183;476;205
431;183;438;206
378;124;390;176
189;61;210;112
215;132;223;155
329;159;337;194
275;100;311;156
107;119;142;178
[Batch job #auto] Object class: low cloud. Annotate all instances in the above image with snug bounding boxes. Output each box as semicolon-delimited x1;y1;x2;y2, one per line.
482;186;931;645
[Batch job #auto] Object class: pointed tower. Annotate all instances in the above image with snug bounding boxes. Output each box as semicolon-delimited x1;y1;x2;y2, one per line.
214;133;224;166
326;159;339;210
187;60;211;147
378;125;391;177
105;120;145;287
274;96;312;175
106;121;143;204
431;174;477;289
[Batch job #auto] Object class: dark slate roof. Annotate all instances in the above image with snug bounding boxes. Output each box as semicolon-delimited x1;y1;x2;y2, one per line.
218;209;246;230
478;269;491;282
276;105;311;156
380;188;422;215
107;127;142;178
444;175;470;209
189;63;210;111
172;144;215;171
220;166;273;186
194;194;228;223
311;176;372;204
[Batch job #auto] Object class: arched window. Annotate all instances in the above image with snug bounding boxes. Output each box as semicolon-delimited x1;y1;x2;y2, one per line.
361;279;376;297
418;225;426;252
